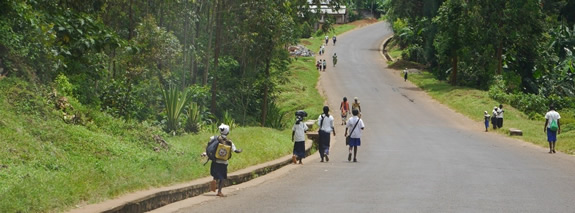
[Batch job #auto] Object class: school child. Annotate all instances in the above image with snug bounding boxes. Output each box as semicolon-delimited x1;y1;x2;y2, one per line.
352;97;362;118
317;106;335;162
340;97;349;125
346;109;365;162
491;106;498;129
484;111;490;132
202;124;242;197
292;110;308;164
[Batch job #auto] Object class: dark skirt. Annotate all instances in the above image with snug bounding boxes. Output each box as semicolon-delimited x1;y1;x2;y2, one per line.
210;162;228;180
497;118;503;128
293;141;306;158
318;130;331;157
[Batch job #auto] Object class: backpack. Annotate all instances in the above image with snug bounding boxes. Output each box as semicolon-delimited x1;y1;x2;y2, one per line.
204;136;232;165
549;119;558;132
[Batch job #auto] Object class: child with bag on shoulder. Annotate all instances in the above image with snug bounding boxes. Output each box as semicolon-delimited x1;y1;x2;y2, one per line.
201;124;242;197
345;109;364;162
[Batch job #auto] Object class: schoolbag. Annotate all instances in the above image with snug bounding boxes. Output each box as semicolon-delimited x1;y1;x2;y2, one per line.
204;135;232;165
550;119;558;132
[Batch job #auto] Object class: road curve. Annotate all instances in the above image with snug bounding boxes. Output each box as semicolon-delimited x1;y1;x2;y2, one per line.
156;21;575;213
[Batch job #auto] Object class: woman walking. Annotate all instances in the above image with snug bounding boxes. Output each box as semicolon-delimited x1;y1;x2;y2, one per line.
317;106;335;162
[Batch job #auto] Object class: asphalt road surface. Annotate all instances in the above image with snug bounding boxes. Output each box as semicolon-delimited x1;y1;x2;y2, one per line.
154;21;575;213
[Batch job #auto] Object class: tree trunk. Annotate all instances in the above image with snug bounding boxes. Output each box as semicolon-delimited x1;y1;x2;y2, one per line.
202;1;213;86
449;54;458;85
496;41;503;75
128;0;133;39
182;0;189;89
210;0;224;114
261;58;271;127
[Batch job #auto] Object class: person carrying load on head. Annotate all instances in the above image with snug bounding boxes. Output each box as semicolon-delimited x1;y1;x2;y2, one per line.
292;110;308;164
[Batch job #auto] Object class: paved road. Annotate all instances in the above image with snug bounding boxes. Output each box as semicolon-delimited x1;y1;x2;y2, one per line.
155;21;575;213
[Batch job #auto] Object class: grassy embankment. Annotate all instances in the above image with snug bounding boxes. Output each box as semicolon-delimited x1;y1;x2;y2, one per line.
386;48;575;155
0;23;359;212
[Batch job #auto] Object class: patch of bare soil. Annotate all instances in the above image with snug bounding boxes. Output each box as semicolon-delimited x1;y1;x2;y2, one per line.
348;18;378;27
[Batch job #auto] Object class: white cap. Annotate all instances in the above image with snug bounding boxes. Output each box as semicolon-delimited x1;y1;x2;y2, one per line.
219;124;230;135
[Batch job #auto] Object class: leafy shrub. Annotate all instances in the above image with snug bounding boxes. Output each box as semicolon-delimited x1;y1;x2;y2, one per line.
53;73;75;97
402;44;426;64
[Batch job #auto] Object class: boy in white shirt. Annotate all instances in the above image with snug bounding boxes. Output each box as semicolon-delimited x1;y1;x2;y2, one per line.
345;109;365;162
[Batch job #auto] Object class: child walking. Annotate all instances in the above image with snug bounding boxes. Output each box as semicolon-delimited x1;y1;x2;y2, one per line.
340;97;349;125
484;111;490;132
345;109;364;162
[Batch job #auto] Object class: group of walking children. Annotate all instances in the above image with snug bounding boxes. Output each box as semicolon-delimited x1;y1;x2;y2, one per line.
486;104;504;131
317;35;338;71
316;59;327;72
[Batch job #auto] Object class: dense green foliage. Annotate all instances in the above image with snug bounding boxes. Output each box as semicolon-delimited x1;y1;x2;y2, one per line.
384;0;575;115
0;0;364;210
0;0;353;131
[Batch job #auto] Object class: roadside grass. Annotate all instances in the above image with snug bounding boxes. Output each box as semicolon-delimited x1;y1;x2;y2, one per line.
276;57;323;125
0;78;293;213
0;20;366;213
405;71;575;155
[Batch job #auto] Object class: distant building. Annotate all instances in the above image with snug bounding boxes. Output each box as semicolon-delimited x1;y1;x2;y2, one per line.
307;0;347;24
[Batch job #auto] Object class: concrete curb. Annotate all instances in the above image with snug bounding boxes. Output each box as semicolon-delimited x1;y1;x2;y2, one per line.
381;35;394;62
68;135;317;213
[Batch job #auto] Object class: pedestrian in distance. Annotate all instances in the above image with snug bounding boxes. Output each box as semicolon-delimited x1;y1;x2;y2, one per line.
316;60;321;71
340;97;350;125
332;53;338;67
332;35;337;46
496;104;504;128
544;105;561;154
403;68;408;81
322;59;327;71
352;97;362;118
317;106;336;162
484;111;490;132
325;35;329;45
345;109;364;162
491;106;498;130
292;110;308;164
202;124;242;197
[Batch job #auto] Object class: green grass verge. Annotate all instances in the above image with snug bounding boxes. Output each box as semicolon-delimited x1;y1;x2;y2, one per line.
277;57;323;124
0;78;294;213
406;71;575;155
0;20;365;213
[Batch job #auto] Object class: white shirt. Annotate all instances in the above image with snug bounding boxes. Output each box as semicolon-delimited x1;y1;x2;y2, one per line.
496;108;504;118
292;122;308;142
346;116;364;138
545;110;561;128
317;114;334;133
